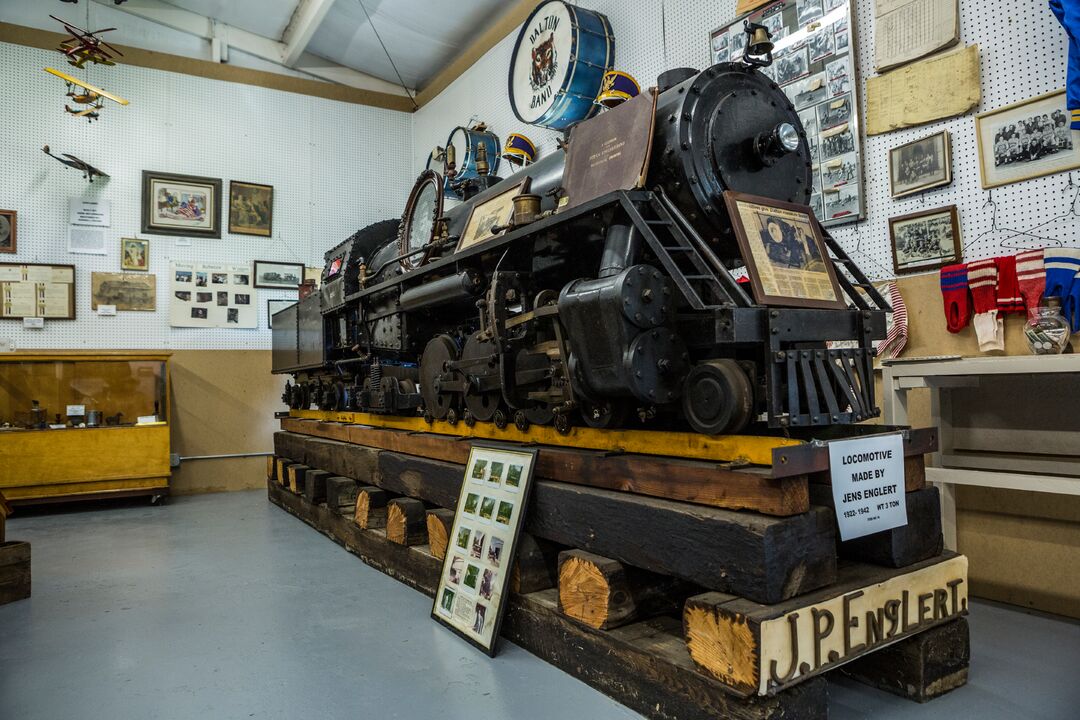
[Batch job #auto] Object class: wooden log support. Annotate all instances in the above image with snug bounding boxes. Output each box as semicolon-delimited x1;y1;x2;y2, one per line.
325;476;359;514
275;458;295;486
810;486;944;568
273;432;308;464
425;509;456;560
266;481;829;720
511;534;560;594
682;553;969;697
0;490;10;543
0;540;31;605
370;447;836;603
266;456;276;484
287;464;310;495
558;550;691;630
303;469;331;504
354;486;390;529
840;616;969;702
386;498;428;546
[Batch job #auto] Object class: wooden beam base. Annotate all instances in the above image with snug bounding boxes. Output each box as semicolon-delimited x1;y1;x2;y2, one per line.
266;481;828;720
840;616;969;702
354;486;390;530
386;498;427;546
426;509;455;561
325;476;358;515
0;541;31;605
303;469;331;504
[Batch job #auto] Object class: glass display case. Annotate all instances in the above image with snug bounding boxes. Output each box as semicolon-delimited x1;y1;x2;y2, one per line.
0;352;171;503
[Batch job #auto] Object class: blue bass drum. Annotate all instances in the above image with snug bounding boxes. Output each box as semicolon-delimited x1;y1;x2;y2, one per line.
508;0;615;131
425;126;501;199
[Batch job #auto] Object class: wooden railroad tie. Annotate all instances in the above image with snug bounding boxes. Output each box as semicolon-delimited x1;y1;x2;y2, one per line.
386;498;427;546
266;456;276;484
425;509;455;561
302;469;331;504
287;464;310;495
0;540;31;606
558;549;691;630
354;486;390;530
511;534;560;594
325;476;359;515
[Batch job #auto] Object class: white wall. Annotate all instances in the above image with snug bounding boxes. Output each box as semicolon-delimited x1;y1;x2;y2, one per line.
0;40;413;350
412;0;1072;281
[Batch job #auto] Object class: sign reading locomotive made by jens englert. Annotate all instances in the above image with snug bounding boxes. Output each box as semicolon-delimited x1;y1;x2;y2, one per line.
828;432;908;540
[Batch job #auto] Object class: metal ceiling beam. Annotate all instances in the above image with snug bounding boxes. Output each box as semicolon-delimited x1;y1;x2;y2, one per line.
281;0;335;67
89;0;409;96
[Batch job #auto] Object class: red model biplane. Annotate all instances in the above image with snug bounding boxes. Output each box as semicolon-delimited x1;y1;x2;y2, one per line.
50;15;124;68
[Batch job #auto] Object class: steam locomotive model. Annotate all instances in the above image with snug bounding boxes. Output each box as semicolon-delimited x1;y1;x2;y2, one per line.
272;61;888;437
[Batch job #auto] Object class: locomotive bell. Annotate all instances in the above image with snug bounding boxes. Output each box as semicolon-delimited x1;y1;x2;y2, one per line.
745;22;774;63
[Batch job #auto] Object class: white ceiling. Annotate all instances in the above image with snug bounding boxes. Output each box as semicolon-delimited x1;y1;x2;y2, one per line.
159;0;513;90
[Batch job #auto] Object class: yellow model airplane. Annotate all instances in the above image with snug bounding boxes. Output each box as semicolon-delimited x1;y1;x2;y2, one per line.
44;67;129;122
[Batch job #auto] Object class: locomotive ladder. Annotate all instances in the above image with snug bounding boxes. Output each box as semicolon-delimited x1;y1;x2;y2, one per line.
622;191;754;310
818;231;892;312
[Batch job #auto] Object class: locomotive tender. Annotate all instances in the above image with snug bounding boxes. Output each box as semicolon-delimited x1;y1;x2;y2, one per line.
272;61;889;437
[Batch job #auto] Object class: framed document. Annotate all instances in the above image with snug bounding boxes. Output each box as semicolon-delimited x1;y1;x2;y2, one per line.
456;181;525;252
432;444;538;656
0;263;76;320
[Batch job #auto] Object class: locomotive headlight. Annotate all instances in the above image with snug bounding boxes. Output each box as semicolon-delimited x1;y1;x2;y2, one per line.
777;123;800;152
755;122;801;166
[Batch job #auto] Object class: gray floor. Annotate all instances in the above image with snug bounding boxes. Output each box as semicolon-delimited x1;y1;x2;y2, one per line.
0;491;1076;720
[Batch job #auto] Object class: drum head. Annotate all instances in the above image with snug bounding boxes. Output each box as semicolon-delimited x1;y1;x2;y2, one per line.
509;0;574;124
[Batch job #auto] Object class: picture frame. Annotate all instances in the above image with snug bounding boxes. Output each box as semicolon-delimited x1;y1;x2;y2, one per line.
888;205;962;275
0;210;15;254
432;443;539;656
456;180;525;252
889;130;952;198
0;262;76;319
723;191;846;309
91;272;156;311
120;237;150;271
976;89;1080;189
141;171;222;238
267;298;296;329
229;181;274;237
253;260;304;290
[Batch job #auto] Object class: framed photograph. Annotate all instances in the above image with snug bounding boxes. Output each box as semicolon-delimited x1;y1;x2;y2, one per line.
141;171;222;238
0;210;15;254
889;131;952;198
267;298;296;329
432;444;538;656
253;260;304;290
120;237;149;271
0;263;75;319
91;272;156;311
723;191;846;309
229;181;274;237
976;89;1080;189
888;205;962;275
457;181;525;252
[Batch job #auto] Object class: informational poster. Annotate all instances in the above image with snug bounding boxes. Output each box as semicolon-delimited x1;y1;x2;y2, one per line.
68;198;111;227
68;226;106;255
828;433;908;540
169;261;256;328
0;263;76;319
432;445;538;656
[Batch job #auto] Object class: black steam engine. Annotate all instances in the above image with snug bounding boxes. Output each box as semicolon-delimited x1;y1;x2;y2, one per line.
272;62;889;437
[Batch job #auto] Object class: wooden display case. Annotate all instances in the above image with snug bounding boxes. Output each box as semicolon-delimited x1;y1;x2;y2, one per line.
0;352;171;503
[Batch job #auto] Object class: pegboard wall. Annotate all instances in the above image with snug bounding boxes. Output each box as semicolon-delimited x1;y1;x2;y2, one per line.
413;0;1073;282
0;41;413;350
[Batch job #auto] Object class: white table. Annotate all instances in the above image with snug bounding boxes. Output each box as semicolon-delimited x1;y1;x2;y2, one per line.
881;354;1080;550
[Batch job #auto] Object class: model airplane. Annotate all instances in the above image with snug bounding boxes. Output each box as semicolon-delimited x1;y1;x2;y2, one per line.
42;146;109;183
51;15;123;68
44;67;129;122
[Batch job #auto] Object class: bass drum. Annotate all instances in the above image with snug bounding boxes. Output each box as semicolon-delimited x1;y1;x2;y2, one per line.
508;0;615;131
445;126;501;190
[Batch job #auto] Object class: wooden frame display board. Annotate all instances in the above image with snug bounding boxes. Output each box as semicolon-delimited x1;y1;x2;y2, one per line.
432;444;538;656
0;263;75;319
710;0;864;226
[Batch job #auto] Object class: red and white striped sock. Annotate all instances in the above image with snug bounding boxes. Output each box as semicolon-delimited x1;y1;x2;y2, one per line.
1015;248;1046;322
968;258;1004;352
994;255;1025;314
875;282;908;359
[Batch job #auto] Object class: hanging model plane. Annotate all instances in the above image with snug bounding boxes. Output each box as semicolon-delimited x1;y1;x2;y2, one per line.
50;15;124;68
44;67;129;122
42;145;109;183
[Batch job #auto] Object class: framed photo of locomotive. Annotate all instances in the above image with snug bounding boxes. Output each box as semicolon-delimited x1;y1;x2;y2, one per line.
90;272;156;311
141;171;222;238
975;89;1080;189
432;444;539;656
888;205;962;275
724;191;845;309
889;131;953;198
710;0;865;226
457;180;525;252
253;260;304;290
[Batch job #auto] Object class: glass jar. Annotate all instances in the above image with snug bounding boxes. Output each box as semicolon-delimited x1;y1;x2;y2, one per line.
1025;301;1071;355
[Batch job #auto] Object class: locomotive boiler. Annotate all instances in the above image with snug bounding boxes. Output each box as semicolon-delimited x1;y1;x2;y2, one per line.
271;60;889;437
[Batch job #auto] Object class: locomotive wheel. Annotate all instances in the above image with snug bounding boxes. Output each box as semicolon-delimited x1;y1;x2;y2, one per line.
579;399;629;429
513;410;530;433
553;412;572;435
682;359;753;435
462;332;501;422
524;405;554;426
420;335;459;420
329;381;345;411
493;409;508;429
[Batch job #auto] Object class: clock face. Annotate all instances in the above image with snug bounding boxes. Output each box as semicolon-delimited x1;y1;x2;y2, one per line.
510;0;573;124
408;182;438;253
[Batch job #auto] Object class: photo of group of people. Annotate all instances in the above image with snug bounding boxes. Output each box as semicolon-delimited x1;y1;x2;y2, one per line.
712;0;862;225
991;110;1072;168
433;447;537;654
169;262;257;328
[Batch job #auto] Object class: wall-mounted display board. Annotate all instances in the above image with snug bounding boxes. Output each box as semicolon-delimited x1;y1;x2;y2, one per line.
0;263;75;320
169;262;256;328
432;444;538;656
710;0;864;227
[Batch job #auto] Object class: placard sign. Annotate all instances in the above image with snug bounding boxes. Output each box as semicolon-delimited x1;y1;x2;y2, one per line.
431;444;538;656
828;433;907;540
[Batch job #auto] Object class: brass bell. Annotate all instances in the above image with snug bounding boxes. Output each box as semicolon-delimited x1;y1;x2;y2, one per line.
747;24;773;58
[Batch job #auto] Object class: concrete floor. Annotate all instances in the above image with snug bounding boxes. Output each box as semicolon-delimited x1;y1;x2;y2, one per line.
0;491;1077;720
